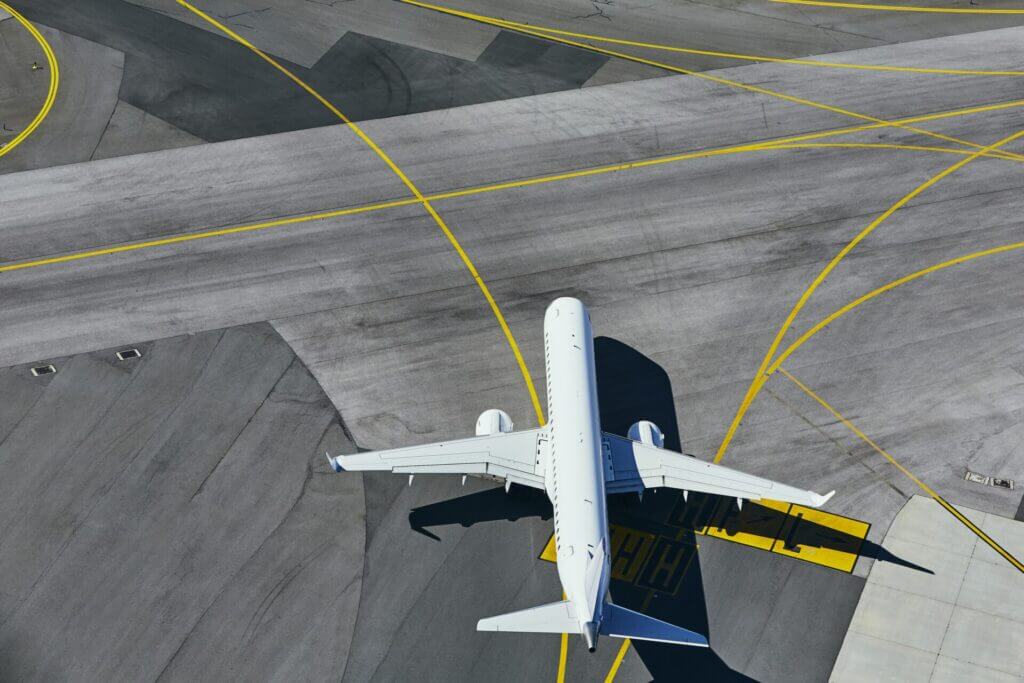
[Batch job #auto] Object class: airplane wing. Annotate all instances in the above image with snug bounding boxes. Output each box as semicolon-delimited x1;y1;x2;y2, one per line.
327;428;547;490
602;432;833;508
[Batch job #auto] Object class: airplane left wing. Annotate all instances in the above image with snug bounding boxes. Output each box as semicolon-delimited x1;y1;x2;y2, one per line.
327;428;547;490
602;432;833;508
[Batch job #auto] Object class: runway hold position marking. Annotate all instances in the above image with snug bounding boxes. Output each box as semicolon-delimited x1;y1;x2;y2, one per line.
541;497;869;577
0;1;59;162
176;0;545;426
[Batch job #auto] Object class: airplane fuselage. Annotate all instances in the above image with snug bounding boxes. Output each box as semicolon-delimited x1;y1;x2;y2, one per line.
542;297;611;650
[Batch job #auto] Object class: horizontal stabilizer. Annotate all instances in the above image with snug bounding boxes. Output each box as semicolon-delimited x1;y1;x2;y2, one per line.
599;604;709;648
477;600;581;634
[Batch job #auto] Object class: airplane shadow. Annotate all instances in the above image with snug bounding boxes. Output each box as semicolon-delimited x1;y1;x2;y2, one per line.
596;336;753;681
404;336;927;680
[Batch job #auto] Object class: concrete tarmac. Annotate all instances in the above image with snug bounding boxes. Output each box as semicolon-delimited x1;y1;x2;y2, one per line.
1;22;1023;682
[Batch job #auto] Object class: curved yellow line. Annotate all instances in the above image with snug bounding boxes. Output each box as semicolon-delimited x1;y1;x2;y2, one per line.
401;0;1024;164
771;0;1024;13
712;127;1024;463
177;0;549;425
768;240;1024;373
0;1;59;161
448;10;1024;76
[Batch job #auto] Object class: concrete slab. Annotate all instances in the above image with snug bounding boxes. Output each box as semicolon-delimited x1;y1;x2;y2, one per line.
831;631;936;683
956;558;1024;623
930;655;1019;683
975;510;1024;566
848;583;954;653
867;537;971;604
939;606;1024;676
833;497;1024;682
883;497;979;558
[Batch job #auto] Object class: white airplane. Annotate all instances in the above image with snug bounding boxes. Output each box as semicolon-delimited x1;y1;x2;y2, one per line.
327;297;834;651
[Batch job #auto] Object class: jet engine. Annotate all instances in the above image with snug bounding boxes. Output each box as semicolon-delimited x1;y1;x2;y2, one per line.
476;409;514;436
628;420;665;448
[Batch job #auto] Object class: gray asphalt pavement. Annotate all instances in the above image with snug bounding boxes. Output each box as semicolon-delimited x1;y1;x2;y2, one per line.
1;18;1022;683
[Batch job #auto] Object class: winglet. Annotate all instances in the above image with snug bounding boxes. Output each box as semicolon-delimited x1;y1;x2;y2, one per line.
811;490;836;508
326;451;344;473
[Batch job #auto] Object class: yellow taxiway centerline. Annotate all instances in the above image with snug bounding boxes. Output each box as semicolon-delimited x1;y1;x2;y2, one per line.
767;240;1024;374
430;8;1024;76
1;134;1017;277
0;1;59;161
176;0;546;426
779;368;1024;574
770;0;1024;13
713;127;1024;464
400;0;1024;164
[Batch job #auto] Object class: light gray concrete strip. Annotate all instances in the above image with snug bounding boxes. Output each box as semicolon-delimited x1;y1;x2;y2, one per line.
90;100;204;161
832;497;1024;682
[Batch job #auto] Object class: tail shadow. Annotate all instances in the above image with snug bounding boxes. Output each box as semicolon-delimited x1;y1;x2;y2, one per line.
596;336;753;681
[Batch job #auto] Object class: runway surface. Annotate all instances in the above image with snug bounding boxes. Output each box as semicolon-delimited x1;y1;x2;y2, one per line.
1;3;1023;681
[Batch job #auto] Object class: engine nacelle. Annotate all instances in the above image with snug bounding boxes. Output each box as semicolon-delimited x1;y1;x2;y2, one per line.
628;420;665;448
476;409;514;436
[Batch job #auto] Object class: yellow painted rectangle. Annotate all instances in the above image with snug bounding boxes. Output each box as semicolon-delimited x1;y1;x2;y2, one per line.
702;499;793;551
771;504;870;572
609;524;657;583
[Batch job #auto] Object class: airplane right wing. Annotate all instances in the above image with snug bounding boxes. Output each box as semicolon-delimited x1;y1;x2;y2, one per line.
602;432;834;508
327;428;548;491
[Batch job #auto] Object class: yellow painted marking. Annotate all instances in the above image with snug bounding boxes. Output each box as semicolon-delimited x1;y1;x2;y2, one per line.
604;638;631;683
713;127;1024;464
0;1;59;161
609;525;658;582
443;9;1024;76
771;504;869;572
704;498;792;550
768;241;1024;373
177;0;545;426
401;0;1024;163
779;368;1024;574
771;0;1024;12
557;592;568;683
540;533;558;562
3;130;1020;276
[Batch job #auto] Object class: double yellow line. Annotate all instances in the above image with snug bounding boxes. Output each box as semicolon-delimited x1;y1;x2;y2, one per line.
0;1;59;161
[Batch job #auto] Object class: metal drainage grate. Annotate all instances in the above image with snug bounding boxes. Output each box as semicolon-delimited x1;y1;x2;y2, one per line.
30;364;56;377
116;348;141;361
965;469;1015;490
